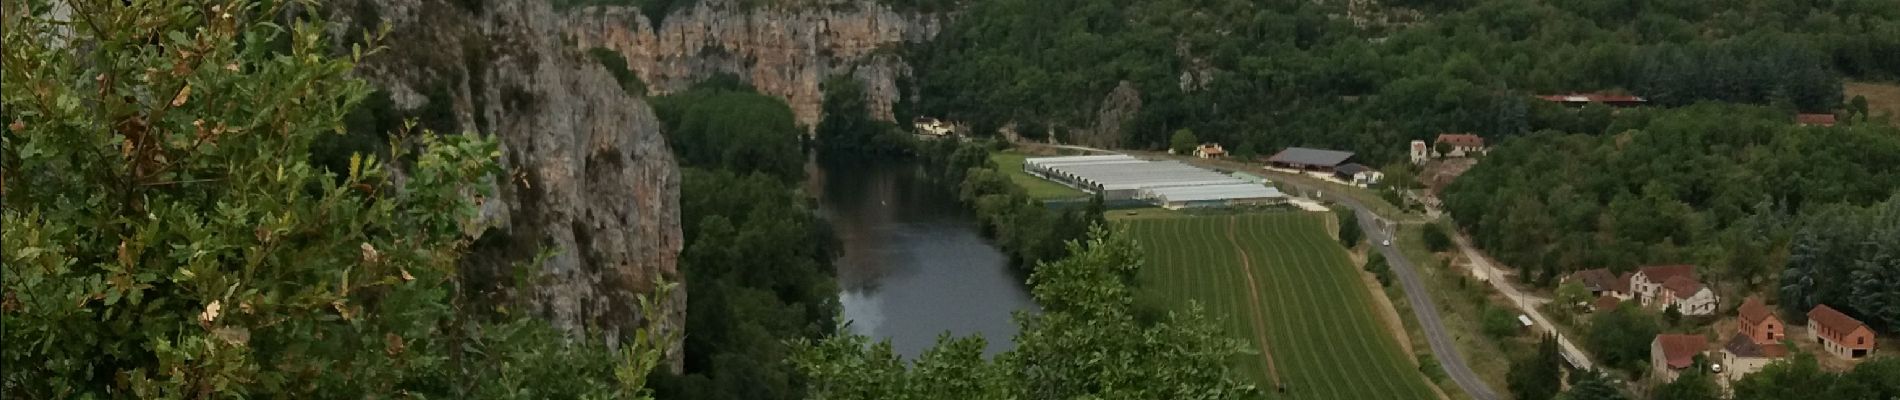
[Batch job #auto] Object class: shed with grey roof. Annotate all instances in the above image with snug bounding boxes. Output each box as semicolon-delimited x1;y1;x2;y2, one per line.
1267;147;1356;171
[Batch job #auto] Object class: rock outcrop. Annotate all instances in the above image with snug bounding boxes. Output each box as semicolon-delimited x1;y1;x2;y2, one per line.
334;0;684;366
562;0;941;128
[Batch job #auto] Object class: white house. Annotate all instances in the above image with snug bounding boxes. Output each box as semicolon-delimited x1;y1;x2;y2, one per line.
1409;140;1430;164
1434;133;1487;157
913;117;954;136
1632;265;1720;315
1195;143;1227;158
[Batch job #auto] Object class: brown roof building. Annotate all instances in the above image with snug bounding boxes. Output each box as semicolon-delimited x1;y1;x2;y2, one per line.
1796;113;1838;127
1737;297;1784;345
1569;268;1631;299
1652;334;1710;382
1809;305;1876;359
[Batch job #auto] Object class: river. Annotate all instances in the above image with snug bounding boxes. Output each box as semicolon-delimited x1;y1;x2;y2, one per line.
808;160;1039;358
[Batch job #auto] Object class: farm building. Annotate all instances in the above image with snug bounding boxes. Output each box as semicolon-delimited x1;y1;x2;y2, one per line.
1145;184;1287;209
1796;113;1838;127
1808;305;1876;359
1536;93;1648;107
1333;163;1383;186
1266;147;1355;172
1022;155;1286;208
1194;143;1227;158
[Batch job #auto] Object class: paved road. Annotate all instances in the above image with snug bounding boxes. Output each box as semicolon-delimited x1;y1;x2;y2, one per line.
1021;143;1501;399
1333;194;1501;400
1450;233;1596;371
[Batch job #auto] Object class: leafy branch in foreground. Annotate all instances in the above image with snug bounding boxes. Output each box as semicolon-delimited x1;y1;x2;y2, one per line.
2;0;664;397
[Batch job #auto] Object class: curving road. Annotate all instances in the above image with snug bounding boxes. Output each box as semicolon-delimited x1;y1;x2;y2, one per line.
1024;143;1501;400
1296;182;1502;400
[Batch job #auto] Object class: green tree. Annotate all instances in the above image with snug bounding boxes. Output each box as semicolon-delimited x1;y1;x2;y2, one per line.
1586;303;1662;374
1509;335;1565;400
1;2;663;397
1171;128;1199;155
791;226;1257;399
1336;207;1364;246
1482;306;1523;339
1653;369;1722;400
1424;223;1454;252
816;76;913;162
1555;281;1594;315
1559;370;1631;400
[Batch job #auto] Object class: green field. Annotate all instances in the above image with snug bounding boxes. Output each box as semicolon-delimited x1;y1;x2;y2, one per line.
1125;213;1439;400
989;152;1089;200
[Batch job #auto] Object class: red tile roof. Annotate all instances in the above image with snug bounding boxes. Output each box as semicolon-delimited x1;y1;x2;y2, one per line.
1639;265;1697;284
1435;133;1486;147
1664;276;1705;299
1796;113;1838;127
1739;296;1774;326
1808;304;1871;342
1616;272;1633;294
1656;334;1709;369
1197;144;1226;155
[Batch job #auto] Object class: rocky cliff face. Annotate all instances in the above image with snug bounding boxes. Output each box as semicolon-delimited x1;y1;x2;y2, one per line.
334;0;684;365
562;0;941;128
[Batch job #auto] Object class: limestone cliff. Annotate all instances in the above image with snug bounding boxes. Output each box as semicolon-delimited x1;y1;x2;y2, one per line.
562;0;942;128
333;0;684;365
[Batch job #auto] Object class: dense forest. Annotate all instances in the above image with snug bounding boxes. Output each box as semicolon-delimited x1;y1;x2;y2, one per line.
1442;104;1900;288
907;0;1898;163
645;81;843;400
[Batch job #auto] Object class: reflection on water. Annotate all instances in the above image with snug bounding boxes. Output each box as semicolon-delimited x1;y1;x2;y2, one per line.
810;160;1038;358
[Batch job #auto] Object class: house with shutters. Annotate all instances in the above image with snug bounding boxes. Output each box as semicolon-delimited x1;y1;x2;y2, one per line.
1719;297;1790;387
1632;265;1717;315
1737;297;1784;345
1809;304;1876;359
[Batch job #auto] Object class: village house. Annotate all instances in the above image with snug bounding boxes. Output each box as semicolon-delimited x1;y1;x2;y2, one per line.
1796;113;1838;127
1653;334;1709;383
912;116;954;136
1737;297;1784;345
1536;93;1649;108
1631;265;1717;315
1720;334;1790;387
1433;133;1487;157
1809;304;1876;359
1568;268;1632;300
1194;143;1227;158
1718;297;1790;387
1409;140;1429;164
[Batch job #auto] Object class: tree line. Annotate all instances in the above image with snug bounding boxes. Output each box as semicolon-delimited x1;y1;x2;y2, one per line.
905;0;1898;164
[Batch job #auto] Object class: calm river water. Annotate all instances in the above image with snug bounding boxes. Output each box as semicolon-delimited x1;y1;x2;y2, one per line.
808;160;1038;358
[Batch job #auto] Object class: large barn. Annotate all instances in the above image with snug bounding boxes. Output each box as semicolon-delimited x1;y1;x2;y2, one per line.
1266;147;1356;172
